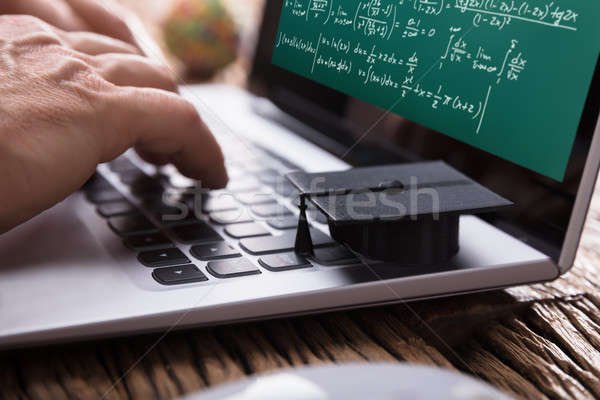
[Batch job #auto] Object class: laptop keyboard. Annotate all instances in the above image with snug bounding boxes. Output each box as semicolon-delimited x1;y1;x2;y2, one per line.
82;139;359;287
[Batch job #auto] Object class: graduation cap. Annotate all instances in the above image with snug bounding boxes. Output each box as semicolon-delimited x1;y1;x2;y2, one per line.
286;161;513;265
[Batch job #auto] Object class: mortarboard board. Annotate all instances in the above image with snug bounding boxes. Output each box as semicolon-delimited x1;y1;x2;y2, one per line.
286;161;513;265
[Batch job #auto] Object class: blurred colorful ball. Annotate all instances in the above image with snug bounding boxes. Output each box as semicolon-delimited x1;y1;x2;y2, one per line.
163;0;239;78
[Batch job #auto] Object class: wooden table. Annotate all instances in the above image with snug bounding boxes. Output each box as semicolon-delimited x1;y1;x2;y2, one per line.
2;2;600;399
1;198;599;400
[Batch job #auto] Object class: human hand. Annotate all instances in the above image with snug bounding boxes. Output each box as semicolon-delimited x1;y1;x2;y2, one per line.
0;15;228;233
0;0;139;46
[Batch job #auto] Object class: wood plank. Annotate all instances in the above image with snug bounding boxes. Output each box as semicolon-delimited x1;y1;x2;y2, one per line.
528;303;600;379
458;341;549;400
488;318;593;399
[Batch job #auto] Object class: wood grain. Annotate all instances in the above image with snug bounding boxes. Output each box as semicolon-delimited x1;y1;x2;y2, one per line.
2;2;600;399
6;191;600;400
3;259;600;400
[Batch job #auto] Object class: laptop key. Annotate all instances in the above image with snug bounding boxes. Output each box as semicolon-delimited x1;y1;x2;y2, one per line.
118;169;147;183
191;243;241;261
138;248;190;268
143;195;193;224
124;233;174;251
97;201;139;218
226;179;260;193
239;229;334;255
235;192;276;206
206;258;261;278
87;189;126;204
129;177;165;196
156;212;198;227
150;206;195;227
311;245;360;266
201;195;238;213
108;157;138;173
108;215;159;236
153;264;208;285
83;174;113;192
267;216;298;230
225;222;270;239
250;204;292;218
272;181;299;198
210;209;253;225
256;169;281;184
171;222;222;244
259;253;312;272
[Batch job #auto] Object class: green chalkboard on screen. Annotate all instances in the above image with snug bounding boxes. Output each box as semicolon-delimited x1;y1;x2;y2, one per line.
271;0;600;181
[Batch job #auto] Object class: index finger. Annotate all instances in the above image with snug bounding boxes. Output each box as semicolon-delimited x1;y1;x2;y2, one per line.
104;87;228;189
65;0;135;44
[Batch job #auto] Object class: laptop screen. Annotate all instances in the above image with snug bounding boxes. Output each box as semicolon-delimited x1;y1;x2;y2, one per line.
250;0;600;261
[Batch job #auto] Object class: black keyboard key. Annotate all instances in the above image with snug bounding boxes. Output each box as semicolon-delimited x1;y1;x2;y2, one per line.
108;215;159;236
267;216;298;230
225;222;270;239
239;229;334;255
157;212;198;227
210;209;253;225
83;174;113;192
250;204;292;218
87;189;125;204
259;253;312;272
226;179;260;193
235;192;275;206
143;191;187;207
254;145;300;170
191;243;241;261
129;177;164;196
272;181;299;198
256;169;281;184
108;157;138;172
311;245;360;266
138;248;190;268
206;258;261;278
142;194;195;225
124;233;174;251
153;265;208;285
201;195;238;213
171;223;222;244
97;201;139;218
151;206;195;226
118;169;146;183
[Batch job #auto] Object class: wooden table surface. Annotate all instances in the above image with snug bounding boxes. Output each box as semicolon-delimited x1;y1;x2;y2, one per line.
2;2;600;399
2;195;600;400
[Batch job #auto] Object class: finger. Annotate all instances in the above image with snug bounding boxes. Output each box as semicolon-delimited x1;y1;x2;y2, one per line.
1;0;89;31
64;0;136;45
105;88;228;189
60;30;139;56
91;53;177;92
135;151;171;167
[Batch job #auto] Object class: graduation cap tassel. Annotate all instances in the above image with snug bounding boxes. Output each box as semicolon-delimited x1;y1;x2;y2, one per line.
294;194;314;256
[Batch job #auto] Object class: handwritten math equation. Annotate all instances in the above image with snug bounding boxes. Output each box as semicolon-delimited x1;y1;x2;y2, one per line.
277;0;580;134
285;0;578;36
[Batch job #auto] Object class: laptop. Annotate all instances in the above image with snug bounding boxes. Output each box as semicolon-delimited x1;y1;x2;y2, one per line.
1;0;599;348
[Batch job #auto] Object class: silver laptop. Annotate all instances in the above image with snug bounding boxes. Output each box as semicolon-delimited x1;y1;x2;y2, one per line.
1;1;599;348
